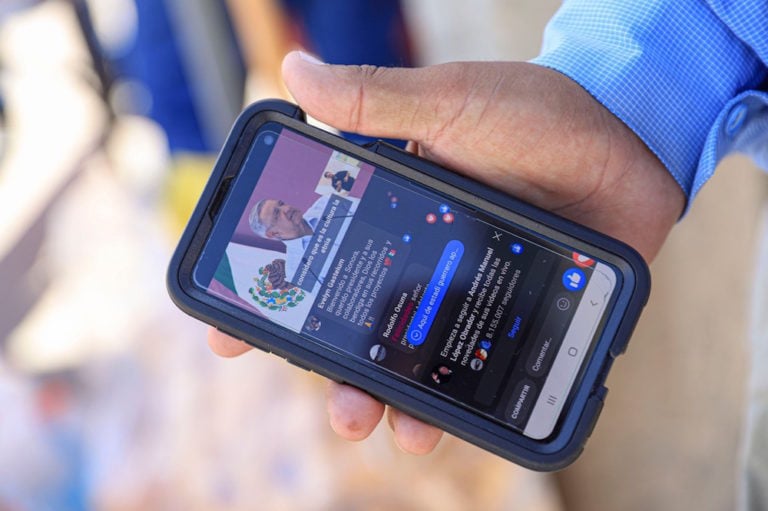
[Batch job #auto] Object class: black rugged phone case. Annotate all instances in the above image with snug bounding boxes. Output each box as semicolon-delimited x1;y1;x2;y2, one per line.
167;99;650;471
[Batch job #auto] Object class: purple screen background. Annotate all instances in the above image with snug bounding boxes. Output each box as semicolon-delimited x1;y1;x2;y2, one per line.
230;129;373;251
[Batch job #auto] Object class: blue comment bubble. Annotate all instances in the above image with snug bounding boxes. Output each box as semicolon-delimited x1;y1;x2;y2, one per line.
405;240;464;345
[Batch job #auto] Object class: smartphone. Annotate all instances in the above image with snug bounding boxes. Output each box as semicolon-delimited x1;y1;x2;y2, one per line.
168;99;650;471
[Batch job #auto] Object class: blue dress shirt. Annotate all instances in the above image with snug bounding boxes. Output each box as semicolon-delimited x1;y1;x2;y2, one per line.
532;1;768;209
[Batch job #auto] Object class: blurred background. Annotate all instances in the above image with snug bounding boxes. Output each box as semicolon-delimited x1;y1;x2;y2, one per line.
0;1;765;510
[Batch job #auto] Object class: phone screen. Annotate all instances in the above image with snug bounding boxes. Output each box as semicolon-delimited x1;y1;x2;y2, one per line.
193;123;618;440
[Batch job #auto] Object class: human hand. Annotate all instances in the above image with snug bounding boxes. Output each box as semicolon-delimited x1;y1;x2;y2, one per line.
209;51;685;454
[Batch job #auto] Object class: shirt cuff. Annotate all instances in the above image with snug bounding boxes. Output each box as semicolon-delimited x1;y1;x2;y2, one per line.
531;0;766;209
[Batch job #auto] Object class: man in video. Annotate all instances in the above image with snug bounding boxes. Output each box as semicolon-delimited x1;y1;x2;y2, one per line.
325;170;355;193
249;195;358;284
249;199;316;241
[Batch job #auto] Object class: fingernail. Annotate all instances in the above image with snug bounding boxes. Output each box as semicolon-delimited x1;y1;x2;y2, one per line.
298;51;325;65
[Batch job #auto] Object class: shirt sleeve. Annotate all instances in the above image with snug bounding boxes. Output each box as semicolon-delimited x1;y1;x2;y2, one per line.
531;0;768;209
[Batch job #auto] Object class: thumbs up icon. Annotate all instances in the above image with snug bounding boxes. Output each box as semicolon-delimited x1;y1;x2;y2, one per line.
562;268;586;292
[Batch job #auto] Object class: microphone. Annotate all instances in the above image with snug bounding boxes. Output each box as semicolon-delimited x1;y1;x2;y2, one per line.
321;213;356;221
301;257;324;284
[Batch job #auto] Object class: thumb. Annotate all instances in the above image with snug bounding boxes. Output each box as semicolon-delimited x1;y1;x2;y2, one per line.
281;51;465;143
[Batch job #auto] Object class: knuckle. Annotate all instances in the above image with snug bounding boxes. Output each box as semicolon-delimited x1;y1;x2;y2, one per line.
348;64;388;133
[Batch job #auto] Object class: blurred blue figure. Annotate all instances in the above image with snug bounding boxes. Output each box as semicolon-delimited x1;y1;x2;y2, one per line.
280;0;412;67
105;0;246;154
280;0;413;147
90;0;412;151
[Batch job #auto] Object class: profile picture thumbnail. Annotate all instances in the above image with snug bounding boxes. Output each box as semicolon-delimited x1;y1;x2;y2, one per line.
431;364;453;385
304;315;322;333
369;344;387;362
